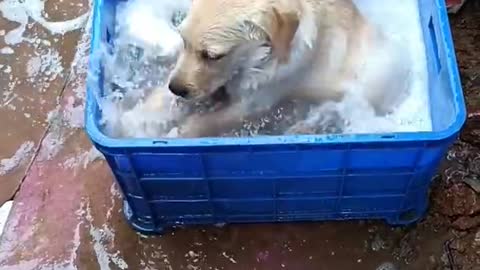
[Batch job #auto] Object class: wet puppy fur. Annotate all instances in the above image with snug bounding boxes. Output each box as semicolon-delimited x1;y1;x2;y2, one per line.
168;0;410;137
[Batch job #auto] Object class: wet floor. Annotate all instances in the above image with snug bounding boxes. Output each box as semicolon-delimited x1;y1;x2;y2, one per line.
0;1;479;269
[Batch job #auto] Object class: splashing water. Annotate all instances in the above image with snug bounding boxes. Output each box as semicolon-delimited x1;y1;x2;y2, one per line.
97;0;432;139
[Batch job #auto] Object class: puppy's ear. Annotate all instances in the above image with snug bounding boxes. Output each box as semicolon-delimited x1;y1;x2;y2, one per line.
242;1;300;62
243;20;271;43
269;6;299;63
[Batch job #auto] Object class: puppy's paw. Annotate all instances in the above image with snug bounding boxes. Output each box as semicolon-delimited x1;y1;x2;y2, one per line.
179;110;232;138
285;121;317;135
178;115;211;138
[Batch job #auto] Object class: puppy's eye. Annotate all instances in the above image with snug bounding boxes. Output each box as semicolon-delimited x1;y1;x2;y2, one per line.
200;50;226;61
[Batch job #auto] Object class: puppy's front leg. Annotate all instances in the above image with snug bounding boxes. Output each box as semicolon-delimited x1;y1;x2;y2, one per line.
285;102;344;135
285;121;317;135
179;102;250;138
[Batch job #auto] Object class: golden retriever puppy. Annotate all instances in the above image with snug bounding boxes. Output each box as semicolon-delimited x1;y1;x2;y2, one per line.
169;0;410;137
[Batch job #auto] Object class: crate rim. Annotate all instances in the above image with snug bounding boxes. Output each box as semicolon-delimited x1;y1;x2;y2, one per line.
84;0;466;149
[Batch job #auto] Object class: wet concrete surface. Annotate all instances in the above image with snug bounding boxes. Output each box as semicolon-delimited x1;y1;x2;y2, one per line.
0;11;80;205
0;0;90;205
0;1;480;269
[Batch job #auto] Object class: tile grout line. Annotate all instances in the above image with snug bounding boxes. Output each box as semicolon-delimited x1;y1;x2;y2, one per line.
11;67;74;199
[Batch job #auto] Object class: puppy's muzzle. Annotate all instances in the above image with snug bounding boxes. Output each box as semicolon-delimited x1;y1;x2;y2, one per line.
211;86;228;103
168;80;190;98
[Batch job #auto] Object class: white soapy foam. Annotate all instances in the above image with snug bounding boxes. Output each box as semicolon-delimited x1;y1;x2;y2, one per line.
60;7;94;131
0;0;88;45
343;0;432;133
0;141;35;176
0;201;13;237
85;201;129;270
0;0;84;109
38;49;64;81
0;0;87;107
0;47;14;54
62;147;104;170
71;11;93;101
96;0;191;138
116;0;190;58
37;130;66;161
63;96;85;128
24;45;65;91
99;0;431;138
3;66;12;74
26;56;42;78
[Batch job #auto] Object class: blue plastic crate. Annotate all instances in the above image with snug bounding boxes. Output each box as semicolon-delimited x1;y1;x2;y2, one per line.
85;0;466;233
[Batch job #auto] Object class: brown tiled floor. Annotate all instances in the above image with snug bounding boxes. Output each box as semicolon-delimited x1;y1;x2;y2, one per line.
0;1;87;205
0;1;479;270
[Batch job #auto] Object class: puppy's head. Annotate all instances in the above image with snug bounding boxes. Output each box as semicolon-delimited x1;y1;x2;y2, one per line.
168;0;301;100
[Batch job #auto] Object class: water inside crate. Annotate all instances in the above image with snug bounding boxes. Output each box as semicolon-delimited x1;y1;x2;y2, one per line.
96;0;433;138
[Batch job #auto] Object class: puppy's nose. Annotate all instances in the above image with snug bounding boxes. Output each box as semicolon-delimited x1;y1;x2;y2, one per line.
168;80;189;98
